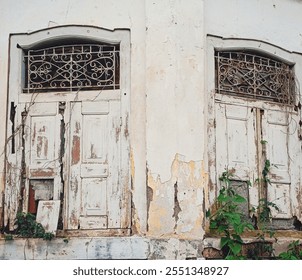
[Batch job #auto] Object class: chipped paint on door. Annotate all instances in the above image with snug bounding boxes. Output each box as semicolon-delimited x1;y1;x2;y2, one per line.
214;100;298;225
5;27;131;233
23;102;62;213
263;110;292;219
36;200;60;233
67;101;126;230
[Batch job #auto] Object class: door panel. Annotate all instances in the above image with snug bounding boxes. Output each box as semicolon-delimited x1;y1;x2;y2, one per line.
30;116;56;165
215;104;293;221
68;101;124;230
263;110;290;183
263;110;292;218
23;102;62;212
267;183;291;219
216;103;256;181
82;115;108;161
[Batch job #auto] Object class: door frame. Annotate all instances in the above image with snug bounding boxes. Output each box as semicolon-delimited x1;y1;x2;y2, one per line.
5;26;131;232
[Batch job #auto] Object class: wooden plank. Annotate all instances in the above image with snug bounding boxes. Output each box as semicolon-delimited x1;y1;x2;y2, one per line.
107;100;122;228
81;178;107;216
36;200;60;234
267;183;291;219
82;101;109;115
67;102;82;229
28;102;57;116
80;164;108;178
79;216;108;229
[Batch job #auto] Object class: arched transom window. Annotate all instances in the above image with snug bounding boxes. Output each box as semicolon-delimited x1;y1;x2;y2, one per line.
215;51;296;105
23;42;120;92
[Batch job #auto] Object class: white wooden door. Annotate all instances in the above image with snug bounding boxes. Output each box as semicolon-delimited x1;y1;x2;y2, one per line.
67;100;127;229
262;110;292;219
215;103;259;210
23;102;62;212
215;103;294;219
215;103;257;181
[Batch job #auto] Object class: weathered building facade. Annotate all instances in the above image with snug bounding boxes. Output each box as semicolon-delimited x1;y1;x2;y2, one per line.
0;0;302;259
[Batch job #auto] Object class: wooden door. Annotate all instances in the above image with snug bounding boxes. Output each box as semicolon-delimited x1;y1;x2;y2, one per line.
67;100;128;230
23;102;62;213
215;103;257;181
215;103;294;221
262;110;292;219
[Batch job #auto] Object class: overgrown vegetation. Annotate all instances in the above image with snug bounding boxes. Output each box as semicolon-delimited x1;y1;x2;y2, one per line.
207;170;254;259
14;212;54;240
278;240;302;260
207;156;302;259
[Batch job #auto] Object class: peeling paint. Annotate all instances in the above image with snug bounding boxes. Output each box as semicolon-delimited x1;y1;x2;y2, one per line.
115;126;121;143
30;169;55;178
172;182;181;232
124;113;129;139
147;154;207;239
71;136;80;165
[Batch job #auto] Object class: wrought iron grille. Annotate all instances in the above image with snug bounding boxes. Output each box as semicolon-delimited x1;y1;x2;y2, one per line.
24;44;120;92
215;51;295;104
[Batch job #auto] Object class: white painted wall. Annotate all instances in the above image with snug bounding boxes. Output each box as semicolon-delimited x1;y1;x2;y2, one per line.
145;0;205;182
205;0;302;52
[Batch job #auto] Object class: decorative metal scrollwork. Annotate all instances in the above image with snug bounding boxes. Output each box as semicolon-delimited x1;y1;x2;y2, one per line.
24;44;120;92
215;51;295;104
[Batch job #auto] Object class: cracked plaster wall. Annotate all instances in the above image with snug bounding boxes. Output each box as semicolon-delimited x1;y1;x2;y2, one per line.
147;155;207;239
145;0;206;239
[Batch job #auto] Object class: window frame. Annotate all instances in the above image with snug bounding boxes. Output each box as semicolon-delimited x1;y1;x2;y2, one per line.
214;49;296;105
23;42;121;93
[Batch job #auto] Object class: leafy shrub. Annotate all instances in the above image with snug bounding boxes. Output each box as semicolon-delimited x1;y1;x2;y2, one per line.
208;170;254;259
14;212;54;240
278;240;302;260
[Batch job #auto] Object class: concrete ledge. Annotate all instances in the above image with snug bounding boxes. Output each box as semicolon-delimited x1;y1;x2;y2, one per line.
0;236;205;260
0;237;149;260
1;236;301;259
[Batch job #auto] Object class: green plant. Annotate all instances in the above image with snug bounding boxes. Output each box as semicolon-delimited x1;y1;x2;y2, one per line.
4;234;14;241
257;198;279;224
14;212;54;240
208;167;279;259
208;170;254;259
278;240;302;260
43;232;55;241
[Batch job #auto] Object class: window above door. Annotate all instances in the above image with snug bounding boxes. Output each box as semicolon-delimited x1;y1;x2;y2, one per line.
23;42;120;93
215;50;296;105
